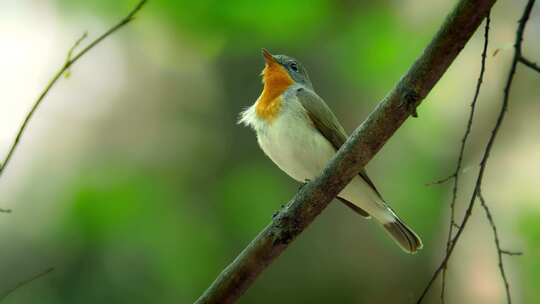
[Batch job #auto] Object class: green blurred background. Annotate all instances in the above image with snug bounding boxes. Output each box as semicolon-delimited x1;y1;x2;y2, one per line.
0;0;539;303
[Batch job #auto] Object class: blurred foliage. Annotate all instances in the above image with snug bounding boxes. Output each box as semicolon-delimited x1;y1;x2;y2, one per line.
59;0;333;50
53;167;227;303
520;210;540;304
331;10;429;91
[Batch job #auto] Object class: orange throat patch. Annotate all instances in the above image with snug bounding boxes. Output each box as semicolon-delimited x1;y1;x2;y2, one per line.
255;62;294;122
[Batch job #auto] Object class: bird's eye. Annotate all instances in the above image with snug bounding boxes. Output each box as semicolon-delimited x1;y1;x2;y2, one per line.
289;62;298;72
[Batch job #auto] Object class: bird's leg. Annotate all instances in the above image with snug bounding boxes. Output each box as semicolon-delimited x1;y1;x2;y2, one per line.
298;179;311;191
274;180;311;218
272;204;287;218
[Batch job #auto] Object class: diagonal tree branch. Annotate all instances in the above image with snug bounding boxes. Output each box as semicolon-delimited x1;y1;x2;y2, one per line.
0;0;147;181
195;1;496;303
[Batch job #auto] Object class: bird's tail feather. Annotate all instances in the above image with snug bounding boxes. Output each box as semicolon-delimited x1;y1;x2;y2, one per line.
382;215;423;254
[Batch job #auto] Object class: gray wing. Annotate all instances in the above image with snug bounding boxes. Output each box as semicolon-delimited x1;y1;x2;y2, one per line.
296;87;383;201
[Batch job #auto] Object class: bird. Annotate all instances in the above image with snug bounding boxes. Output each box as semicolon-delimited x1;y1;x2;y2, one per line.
239;49;422;254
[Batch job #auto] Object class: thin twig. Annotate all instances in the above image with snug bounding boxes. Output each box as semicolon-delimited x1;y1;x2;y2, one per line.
66;32;88;61
63;31;88;78
0;0;147;180
0;267;54;302
518;56;540;73
501;250;523;256
440;13;491;304
417;1;536;302
478;190;512;304
0;208;12;213
425;174;455;186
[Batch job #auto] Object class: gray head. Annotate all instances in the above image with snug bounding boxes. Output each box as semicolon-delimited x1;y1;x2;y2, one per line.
262;48;313;89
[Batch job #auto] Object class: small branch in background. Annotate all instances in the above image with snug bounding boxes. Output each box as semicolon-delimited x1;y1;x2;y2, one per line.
0;267;54;302
63;31;88;79
478;191;512;304
0;0;147;181
501;250;523;256
439;13;491;304
425;173;455;186
518;56;540;73
417;1;536;303
0;1;147;301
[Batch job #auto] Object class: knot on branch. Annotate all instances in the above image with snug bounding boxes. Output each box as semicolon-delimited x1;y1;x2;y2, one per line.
401;87;421;118
272;213;302;246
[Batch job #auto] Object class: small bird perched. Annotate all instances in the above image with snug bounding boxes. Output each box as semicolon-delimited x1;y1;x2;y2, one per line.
240;49;422;253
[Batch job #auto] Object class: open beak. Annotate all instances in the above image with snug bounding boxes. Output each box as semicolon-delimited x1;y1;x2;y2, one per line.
262;48;277;65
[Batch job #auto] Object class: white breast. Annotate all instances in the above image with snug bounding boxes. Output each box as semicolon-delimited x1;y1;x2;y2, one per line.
239;96;336;182
239;94;391;221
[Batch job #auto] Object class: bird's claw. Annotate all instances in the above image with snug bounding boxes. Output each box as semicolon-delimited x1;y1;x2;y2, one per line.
298;179;311;191
272;204;287;219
